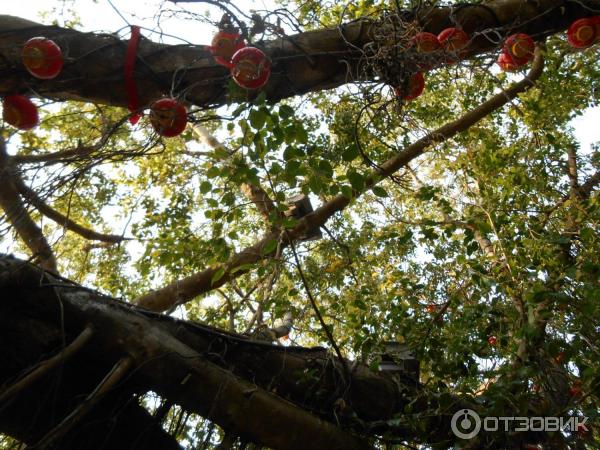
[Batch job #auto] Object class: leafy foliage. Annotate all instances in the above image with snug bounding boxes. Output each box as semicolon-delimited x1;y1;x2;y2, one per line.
1;0;599;448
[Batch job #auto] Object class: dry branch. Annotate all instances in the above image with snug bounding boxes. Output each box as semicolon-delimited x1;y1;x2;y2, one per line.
31;356;134;449
0;325;93;408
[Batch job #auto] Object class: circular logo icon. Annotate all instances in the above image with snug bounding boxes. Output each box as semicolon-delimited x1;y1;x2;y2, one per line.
451;409;481;440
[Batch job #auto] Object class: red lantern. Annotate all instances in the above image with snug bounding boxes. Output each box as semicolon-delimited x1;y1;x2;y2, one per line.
413;32;440;70
413;32;440;52
497;50;527;72
437;28;469;58
567;18;596;49
504;33;535;61
394;72;425;101
2;95;39;130
593;16;600;43
210;31;246;68
21;37;63;80
149;98;187;137
230;47;271;90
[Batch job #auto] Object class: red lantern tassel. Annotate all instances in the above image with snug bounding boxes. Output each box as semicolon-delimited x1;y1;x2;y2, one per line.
125;25;142;124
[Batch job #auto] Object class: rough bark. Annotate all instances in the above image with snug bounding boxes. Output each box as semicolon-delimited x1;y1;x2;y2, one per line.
1;254;445;449
0;0;597;109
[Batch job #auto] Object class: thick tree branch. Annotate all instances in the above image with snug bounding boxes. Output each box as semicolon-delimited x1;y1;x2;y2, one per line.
2;255;388;450
135;48;544;312
0;1;595;109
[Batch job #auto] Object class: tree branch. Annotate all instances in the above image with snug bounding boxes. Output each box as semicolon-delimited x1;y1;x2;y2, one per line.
2;256;377;450
0;325;94;408
191;125;277;223
14;178;129;244
0;1;592;109
0;139;58;273
135;48;544;312
32;356;134;449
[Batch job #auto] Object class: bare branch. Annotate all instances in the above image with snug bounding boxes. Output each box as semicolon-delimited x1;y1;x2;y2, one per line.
32;356;134;449
0;325;94;408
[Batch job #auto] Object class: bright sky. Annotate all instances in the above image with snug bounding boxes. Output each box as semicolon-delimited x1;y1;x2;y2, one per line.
3;0;275;44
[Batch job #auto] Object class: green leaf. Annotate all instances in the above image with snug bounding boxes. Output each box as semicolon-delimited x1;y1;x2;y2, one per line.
262;239;278;255
285;160;301;176
279;104;294;119
372;186;388;197
347;170;365;191
342;144;359;162
249;108;268;130
200;181;212;194
283;146;301;161
211;267;226;285
318;159;333;179
206;166;220;178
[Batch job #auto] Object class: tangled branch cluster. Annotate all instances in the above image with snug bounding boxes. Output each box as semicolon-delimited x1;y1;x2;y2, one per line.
363;12;426;88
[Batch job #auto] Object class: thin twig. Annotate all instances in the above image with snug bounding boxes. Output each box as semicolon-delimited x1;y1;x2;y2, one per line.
0;325;94;409
287;235;350;383
30;356;134;449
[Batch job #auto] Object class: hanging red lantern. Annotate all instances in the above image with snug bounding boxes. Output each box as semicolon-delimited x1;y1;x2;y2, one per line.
149;98;187;137
593;16;600;42
567;18;596;49
394;72;425;101
21;37;63;80
496;50;527;72
210;31;246;68
2;95;39;130
230;47;271;90
412;32;440;52
504;33;535;62
412;32;440;70
437;28;469;58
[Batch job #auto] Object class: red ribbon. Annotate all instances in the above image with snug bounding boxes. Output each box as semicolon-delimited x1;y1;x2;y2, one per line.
125;25;142;124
